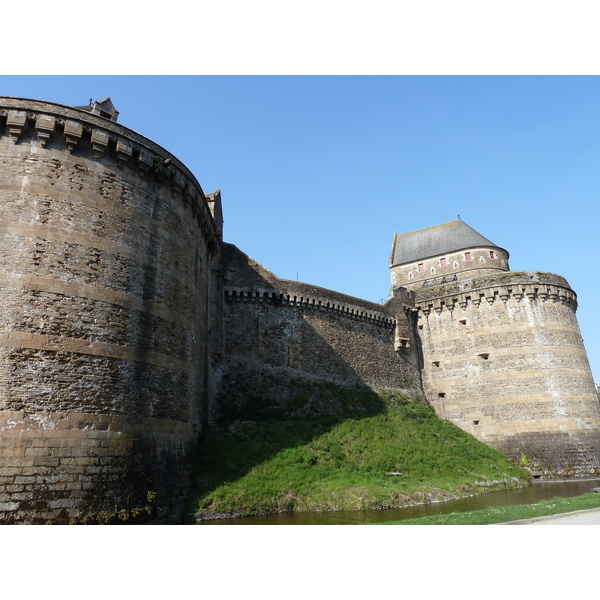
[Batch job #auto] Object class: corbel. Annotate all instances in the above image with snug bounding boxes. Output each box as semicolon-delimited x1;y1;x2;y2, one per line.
91;129;109;159
116;140;133;167
137;149;154;175
525;287;537;302
34;114;56;147
6;110;27;142
64;120;83;152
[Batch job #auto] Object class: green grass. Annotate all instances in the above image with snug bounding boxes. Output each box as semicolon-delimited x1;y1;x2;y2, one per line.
379;492;600;525
188;383;528;520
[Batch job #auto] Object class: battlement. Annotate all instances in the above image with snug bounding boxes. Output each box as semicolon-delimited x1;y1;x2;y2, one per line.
0;97;218;244
225;286;396;327
416;271;578;315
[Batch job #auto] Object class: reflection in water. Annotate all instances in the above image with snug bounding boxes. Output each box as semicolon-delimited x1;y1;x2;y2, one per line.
196;478;600;525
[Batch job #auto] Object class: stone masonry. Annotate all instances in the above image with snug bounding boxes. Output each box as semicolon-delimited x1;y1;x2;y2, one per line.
214;243;422;423
391;220;600;477
1;96;598;523
0;97;221;522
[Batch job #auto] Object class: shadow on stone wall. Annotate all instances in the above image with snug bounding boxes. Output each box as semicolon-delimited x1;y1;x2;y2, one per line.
189;364;398;518
186;244;424;518
216;243;422;398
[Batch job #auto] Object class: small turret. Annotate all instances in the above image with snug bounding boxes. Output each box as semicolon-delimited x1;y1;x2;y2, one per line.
74;97;119;122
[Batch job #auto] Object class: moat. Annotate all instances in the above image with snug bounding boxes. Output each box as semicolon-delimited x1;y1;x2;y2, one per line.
195;478;600;525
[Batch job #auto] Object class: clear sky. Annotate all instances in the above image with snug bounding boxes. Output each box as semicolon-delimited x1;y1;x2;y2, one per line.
2;75;599;381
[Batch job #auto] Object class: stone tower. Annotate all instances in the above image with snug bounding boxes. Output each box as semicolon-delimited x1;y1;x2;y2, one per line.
0;97;222;522
390;219;600;477
389;218;511;291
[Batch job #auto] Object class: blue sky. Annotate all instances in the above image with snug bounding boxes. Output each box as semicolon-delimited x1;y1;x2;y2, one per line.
2;75;599;380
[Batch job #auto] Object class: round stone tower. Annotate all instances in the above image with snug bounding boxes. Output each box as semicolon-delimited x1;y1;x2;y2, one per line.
0;97;221;523
391;220;600;477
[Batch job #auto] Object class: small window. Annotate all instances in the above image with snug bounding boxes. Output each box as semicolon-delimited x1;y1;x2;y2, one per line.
473;420;480;426
418;263;424;273
432;361;440;367
478;353;490;360
438;392;446;399
440;257;447;267
459;319;467;325
408;272;413;279
490;251;496;259
465;252;472;261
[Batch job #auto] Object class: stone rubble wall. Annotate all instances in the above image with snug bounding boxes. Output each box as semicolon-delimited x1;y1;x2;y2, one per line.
0;98;220;522
0;411;193;523
216;244;423;419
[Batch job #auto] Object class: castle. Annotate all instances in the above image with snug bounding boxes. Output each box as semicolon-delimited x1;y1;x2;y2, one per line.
1;96;599;524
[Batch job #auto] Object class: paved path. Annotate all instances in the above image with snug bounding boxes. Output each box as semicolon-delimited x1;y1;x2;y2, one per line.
500;507;600;525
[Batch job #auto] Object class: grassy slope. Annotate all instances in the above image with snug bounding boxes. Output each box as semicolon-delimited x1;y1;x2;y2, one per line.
188;384;528;520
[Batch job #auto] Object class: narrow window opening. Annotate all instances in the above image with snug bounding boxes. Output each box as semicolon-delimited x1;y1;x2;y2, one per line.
459;319;467;325
432;361;440;367
440;257;447;267
418;324;423;330
438;392;446;399
465;252;472;261
490;251;496;259
473;420;480;426
418;263;424;273
478;353;490;360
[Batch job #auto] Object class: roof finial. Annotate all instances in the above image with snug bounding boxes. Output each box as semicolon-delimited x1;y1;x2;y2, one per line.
458;214;461;220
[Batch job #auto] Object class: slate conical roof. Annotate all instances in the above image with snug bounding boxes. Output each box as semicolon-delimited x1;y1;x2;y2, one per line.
390;219;508;266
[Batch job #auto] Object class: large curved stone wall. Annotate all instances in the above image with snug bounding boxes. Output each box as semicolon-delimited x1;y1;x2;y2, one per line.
416;271;600;476
0;98;220;522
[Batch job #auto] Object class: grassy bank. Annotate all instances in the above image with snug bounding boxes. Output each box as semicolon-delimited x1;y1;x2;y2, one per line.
379;491;600;525
187;383;528;520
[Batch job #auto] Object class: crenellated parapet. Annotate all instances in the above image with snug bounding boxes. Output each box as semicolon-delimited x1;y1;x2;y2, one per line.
225;286;396;328
0;97;219;247
416;271;578;316
221;242;399;328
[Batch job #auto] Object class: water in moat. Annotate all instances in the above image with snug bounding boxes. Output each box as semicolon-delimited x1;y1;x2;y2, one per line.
195;478;600;525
